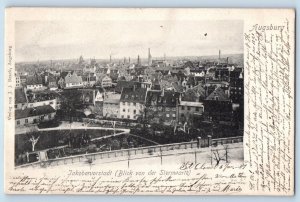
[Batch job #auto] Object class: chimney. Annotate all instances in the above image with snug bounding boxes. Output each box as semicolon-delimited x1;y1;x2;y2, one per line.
137;55;141;66
227;57;229;65
148;48;152;66
219;50;221;60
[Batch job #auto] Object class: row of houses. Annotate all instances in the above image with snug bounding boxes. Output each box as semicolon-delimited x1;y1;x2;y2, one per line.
15;88;58;126
15;70;113;92
102;83;233;126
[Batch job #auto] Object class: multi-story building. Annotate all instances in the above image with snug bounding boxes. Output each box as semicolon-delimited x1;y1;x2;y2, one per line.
119;87;147;120
27;91;58;110
146;89;180;125
203;87;232;124
229;69;243;104
43;73;58;91
82;73;97;87
15;105;56;126
103;93;121;118
64;71;83;89
99;75;112;88
15;73;21;88
26;73;45;91
178;101;204;124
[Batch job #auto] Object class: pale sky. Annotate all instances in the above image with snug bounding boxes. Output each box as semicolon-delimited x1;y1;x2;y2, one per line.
15;20;243;62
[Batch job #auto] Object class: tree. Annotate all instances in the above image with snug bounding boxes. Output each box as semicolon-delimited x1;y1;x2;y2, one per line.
29;135;40;152
210;145;230;166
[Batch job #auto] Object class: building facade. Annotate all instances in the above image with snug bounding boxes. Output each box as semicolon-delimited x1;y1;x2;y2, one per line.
146;90;180;125
178;101;204;124
103;94;121;118
15;105;56;126
119;87;147;120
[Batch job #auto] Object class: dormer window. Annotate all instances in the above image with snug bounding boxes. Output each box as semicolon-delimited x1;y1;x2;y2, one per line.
215;96;219;101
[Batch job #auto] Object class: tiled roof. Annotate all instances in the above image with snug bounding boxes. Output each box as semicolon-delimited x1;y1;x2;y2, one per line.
47;74;57;82
172;82;184;93
146;90;180;107
26;73;43;85
206;87;229;101
65;72;83;84
15;105;56;119
60;71;70;79
115;80;134;93
15;88;27;104
120;87;147;104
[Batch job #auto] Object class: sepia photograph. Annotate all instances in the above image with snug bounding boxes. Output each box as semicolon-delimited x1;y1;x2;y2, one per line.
14;19;244;170
4;8;294;195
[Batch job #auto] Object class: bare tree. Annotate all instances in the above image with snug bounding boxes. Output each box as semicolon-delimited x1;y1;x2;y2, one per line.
29;135;40;152
211;145;230;166
26;127;40;152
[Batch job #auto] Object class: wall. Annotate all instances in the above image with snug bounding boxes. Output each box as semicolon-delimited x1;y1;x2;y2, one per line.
119;102;144;120
28;99;57;110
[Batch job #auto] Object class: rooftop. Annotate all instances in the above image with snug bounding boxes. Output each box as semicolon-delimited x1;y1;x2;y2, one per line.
120;87;147;104
15;105;56;120
15;88;27;104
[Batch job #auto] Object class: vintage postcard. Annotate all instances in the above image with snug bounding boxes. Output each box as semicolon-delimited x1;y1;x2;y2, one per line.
4;8;295;195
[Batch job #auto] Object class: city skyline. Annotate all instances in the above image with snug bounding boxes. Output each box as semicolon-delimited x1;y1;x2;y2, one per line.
15;20;243;62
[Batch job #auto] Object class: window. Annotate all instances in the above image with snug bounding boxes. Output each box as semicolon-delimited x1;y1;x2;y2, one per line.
125;95;128;98
17;120;20;125
172;114;176;118
133;103;136;106
121;115;124;118
181;114;184;117
133;110;136;114
127;115;130;119
123;109;125;112
166;114;170;118
48;114;52;119
25;119;28;124
123;102;125;105
166;107;170;111
215;96;219;101
181;106;185;110
187;106;191;111
196;107;199;112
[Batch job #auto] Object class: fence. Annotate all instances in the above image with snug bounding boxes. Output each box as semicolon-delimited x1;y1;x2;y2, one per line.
82;118;140;128
15;136;243;169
